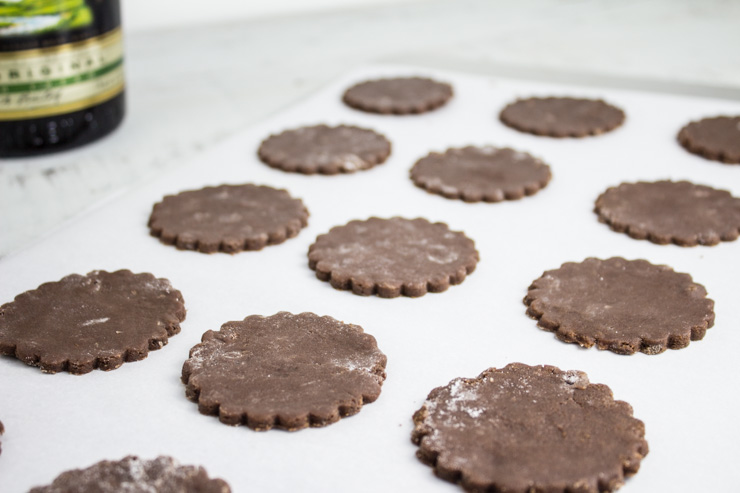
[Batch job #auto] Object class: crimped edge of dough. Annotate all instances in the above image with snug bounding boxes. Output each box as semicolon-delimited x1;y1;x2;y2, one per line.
499;97;625;138
307;217;480;298
411;363;649;493
677;116;740;164
594;180;740;246
410;146;552;202
257;124;391;175
0;270;186;374
342;77;453;115
181;312;387;431
148;184;309;253
29;456;231;493
523;257;715;355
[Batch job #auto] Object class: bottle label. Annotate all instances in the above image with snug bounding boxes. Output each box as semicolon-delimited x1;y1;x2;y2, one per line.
0;0;95;36
0;27;124;121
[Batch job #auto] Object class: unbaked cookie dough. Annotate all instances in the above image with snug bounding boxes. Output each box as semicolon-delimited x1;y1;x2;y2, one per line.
29;456;230;493
410;146;551;202
595;180;740;246
308;217;479;298
500;97;625;137
182;312;387;431
0;270;185;374
343;77;453;114
412;363;648;492
525;257;714;355
149;184;308;253
258;124;391;174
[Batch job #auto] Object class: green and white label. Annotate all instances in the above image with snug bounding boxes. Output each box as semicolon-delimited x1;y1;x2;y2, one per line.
0;0;94;36
0;27;124;120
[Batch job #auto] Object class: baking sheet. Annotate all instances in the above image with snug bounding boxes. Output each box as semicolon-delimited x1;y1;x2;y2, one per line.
1;64;739;492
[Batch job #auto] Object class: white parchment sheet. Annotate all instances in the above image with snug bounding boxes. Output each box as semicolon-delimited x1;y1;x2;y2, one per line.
1;65;739;492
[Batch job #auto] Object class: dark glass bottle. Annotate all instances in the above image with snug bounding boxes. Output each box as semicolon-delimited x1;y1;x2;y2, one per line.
0;0;124;158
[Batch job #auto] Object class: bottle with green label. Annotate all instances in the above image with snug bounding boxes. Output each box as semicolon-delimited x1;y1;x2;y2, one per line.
0;0;124;157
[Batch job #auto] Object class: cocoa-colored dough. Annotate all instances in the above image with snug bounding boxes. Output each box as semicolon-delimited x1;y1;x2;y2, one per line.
342;77;453;114
678;116;740;164
500;97;625;137
525;257;714;355
308;217;479;298
29;456;230;493
257;124;391;174
412;364;648;493
410;146;551;202
182;312;387;431
0;419;4;456
0;270;185;374
595;180;740;246
149;184;309;253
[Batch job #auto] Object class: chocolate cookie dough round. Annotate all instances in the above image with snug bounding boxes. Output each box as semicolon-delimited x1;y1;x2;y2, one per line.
342;77;453;114
0;270;185;374
182;312;387;431
678;116;740;164
149;184;309;253
412;364;648;493
0;420;4;456
257;124;391;174
410;146;551;202
29;456;230;493
525;257;714;355
595;180;740;246
500;97;625;137
308;217;479;298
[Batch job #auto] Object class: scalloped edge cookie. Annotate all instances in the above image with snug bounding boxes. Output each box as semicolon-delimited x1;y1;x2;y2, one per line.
410;146;551;202
149;184;309;253
678;116;740;164
594;180;740;246
500;97;625;137
308;217;479;298
181;312;387;431
524;257;715;355
257;124;391;174
342;77;453;114
412;364;648;493
29;456;230;493
0;270;185;374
